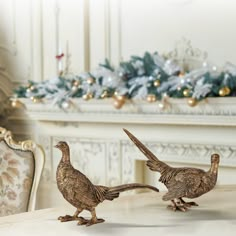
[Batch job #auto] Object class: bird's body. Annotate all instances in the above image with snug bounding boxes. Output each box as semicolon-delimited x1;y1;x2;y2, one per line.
123;129;220;211
55;141;159;226
56;161;99;210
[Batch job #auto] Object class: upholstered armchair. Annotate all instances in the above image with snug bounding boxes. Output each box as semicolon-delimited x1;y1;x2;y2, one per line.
0;127;45;216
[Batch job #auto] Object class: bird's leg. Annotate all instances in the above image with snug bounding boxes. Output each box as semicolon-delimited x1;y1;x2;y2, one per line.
167;199;188;212
58;208;83;222
167;200;178;211
180;198;199;207
85;208;105;227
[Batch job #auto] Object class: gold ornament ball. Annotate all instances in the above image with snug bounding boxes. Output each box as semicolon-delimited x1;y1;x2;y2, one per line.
146;94;156;103
224;86;231;95
82;93;93;100
187;97;197;107
115;95;126;103
178;72;185;77
82;94;90;100
183;89;191;97
87;77;95;85
219;88;226;97
113;99;124;109
153;80;161;87
73;80;80;87
27;86;35;93
11;100;23;108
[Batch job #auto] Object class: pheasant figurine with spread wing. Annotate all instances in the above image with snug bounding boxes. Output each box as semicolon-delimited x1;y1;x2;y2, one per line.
123;129;220;212
55;141;159;226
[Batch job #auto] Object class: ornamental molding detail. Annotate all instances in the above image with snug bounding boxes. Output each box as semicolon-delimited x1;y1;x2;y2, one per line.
17;97;236;127
121;141;236;168
39;135;236;185
18;97;236;116
18;97;236;114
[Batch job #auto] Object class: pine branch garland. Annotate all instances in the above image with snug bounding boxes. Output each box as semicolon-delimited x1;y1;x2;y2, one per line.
12;51;236;109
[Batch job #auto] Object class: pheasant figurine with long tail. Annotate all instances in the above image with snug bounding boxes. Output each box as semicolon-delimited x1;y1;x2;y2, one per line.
123;129;220;212
55;141;159;226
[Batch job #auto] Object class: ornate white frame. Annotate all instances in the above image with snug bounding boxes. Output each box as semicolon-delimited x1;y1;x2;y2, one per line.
0;127;45;211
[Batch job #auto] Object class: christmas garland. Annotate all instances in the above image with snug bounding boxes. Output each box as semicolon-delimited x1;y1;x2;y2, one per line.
12;51;236;110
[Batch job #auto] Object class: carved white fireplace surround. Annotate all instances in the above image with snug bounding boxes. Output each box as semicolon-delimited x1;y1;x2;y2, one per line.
16;97;236;209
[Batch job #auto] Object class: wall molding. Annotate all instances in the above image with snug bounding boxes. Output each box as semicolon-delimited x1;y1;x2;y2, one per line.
37;135;236;187
83;0;90;71
122;141;236;167
104;0;111;60
0;0;17;56
0;71;13;96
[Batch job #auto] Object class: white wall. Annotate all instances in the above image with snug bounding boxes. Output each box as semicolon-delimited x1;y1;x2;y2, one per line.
118;0;236;66
1;0;236;89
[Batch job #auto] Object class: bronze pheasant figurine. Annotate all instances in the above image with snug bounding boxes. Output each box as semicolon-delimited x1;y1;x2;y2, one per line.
123;129;220;212
55;141;159;226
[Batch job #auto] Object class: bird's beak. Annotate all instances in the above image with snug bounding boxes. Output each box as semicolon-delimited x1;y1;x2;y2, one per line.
54;144;59;148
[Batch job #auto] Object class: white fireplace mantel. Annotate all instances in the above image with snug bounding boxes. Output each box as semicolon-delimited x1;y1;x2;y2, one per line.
17;97;236;126
14;97;236;209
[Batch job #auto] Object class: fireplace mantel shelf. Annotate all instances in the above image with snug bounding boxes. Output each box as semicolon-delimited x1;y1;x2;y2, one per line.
17;97;236;126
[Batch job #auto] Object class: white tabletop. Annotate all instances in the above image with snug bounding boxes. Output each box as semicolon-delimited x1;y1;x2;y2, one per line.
1;187;236;236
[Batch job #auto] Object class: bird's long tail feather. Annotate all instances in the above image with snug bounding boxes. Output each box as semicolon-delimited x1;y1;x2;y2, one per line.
123;128;169;173
106;183;159;201
95;183;159;202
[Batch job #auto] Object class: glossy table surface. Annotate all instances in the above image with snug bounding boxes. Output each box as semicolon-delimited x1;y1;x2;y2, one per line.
1;186;236;236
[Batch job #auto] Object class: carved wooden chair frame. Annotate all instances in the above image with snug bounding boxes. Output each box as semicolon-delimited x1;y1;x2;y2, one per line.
0;127;45;211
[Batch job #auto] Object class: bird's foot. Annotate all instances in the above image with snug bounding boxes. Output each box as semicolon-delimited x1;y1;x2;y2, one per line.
180;199;199;208
167;204;188;212
77;217;89;225
86;218;105;227
58;215;80;222
184;201;199;207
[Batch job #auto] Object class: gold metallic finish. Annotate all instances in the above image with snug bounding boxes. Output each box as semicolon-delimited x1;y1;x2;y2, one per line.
219;88;226;97
183;89;191;97
153;80;161;87
187;97;197;107
55;141;159;226
224;86;231;95
123;129;220;212
146;94;156;103
87;77;95;85
73;81;80;87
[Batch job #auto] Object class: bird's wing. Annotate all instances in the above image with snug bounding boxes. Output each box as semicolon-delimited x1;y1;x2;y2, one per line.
93;185;109;202
162;168;205;201
63;168;100;206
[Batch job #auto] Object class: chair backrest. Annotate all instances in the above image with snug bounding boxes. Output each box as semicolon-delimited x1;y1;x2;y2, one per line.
0;127;45;216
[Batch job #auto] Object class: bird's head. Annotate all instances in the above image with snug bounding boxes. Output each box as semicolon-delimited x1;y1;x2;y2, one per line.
211;153;220;164
54;141;69;152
